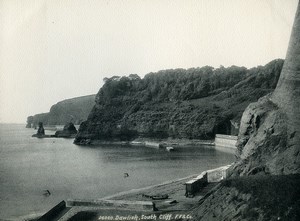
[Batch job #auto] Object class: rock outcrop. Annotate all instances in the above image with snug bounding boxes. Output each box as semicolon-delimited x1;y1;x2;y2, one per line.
74;60;283;144
272;1;300;151
233;2;300;176
55;123;78;138
232;95;299;175
32;122;46;137
37;122;45;136
185;3;300;221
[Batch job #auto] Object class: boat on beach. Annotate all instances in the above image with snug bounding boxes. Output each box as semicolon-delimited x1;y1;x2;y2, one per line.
142;194;169;200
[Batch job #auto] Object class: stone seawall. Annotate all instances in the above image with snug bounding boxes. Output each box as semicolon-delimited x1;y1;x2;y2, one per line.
185;165;232;197
215;134;237;149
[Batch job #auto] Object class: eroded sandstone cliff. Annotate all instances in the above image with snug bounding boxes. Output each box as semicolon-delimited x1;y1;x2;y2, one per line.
75;60;283;144
233;1;300;176
187;3;300;220
233;95;299;175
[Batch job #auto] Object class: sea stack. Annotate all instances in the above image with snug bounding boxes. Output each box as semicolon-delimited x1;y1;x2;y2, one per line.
32;122;45;137
36;122;45;136
234;2;300;175
55;122;78;138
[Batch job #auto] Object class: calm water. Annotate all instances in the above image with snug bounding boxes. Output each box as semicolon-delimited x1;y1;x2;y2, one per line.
0;124;235;220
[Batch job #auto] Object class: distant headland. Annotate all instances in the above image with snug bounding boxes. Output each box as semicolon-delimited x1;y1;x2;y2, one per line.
26;94;96;128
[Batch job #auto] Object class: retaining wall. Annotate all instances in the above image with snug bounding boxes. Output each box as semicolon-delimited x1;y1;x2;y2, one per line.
215;134;237;149
185;164;232;197
144;141;161;148
205;165;231;182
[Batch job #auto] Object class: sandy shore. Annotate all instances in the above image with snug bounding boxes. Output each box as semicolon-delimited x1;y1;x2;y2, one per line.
57;174;209;221
100;173;217;212
100;174;198;200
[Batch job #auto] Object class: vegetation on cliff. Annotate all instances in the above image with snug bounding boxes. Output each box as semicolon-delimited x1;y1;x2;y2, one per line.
75;59;283;143
27;95;96;127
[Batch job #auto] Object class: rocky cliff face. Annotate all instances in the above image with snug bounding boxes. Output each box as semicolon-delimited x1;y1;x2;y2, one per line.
29;94;96;127
233;95;299;175
233;2;300;176
189;174;300;221
185;3;300;221
272;2;300;151
75;60;283;144
26;116;33;128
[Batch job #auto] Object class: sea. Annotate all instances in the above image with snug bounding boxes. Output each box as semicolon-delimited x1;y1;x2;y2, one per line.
0;124;235;220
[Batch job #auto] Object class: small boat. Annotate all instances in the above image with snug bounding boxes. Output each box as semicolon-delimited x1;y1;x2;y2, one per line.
151;194;169;200
166;146;175;152
142;194;169;200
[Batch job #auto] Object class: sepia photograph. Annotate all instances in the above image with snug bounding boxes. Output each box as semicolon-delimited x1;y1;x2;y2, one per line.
0;0;299;220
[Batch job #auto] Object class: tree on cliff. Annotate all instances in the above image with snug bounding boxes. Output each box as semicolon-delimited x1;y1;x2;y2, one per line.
75;58;284;143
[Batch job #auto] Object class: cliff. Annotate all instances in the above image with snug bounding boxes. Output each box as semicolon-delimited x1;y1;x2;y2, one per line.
75;59;283;144
28;94;96;127
232;94;300;176
233;0;300;176
186;3;300;220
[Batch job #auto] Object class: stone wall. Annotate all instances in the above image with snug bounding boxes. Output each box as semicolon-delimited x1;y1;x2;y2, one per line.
185;165;232;196
215;134;237;149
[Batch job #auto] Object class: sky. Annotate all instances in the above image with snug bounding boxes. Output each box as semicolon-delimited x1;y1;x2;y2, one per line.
0;0;298;123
